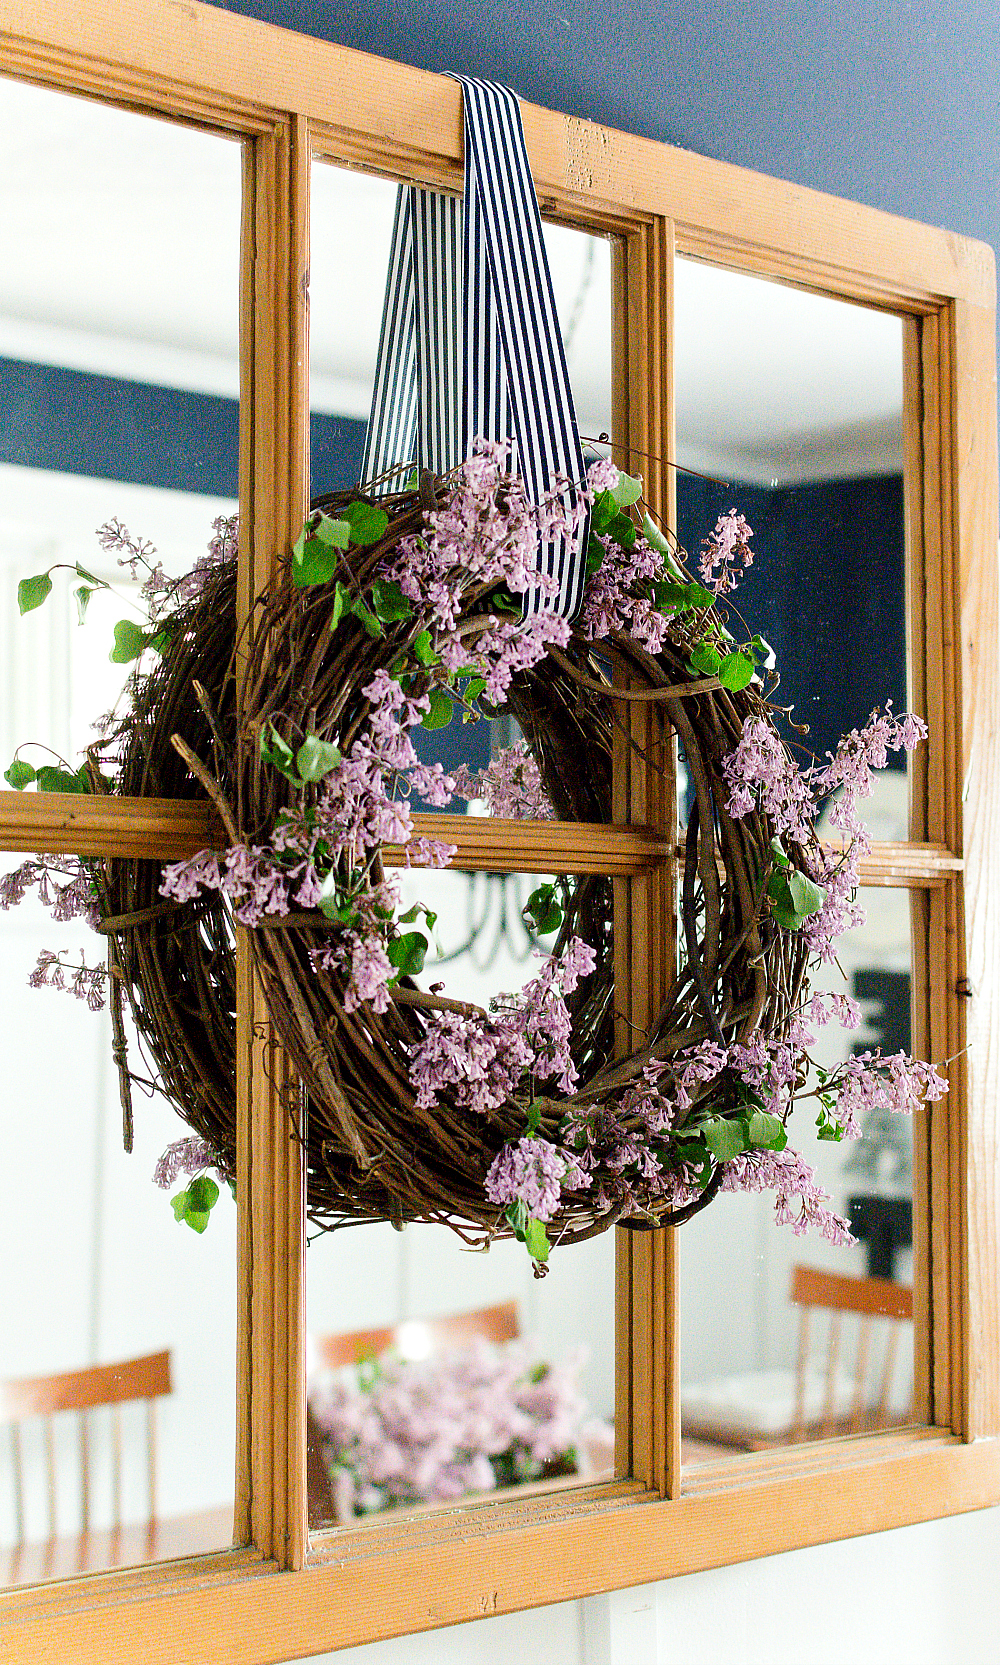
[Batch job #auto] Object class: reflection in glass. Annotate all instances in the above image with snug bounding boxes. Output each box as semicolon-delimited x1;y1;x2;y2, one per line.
306;868;616;1532
0;869;236;1584
678;890;916;1466
674;258;908;836
1;78;240;1583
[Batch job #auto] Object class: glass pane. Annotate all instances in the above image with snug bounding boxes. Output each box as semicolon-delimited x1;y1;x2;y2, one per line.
0;76;240;1584
305;867;617;1532
674;259;908;839
679;889;917;1466
309;160;614;808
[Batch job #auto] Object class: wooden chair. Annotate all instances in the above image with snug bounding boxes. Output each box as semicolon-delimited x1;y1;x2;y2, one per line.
788;1264;913;1441
309;1298;520;1371
307;1302;520;1524
680;1266;914;1452
1;1349;172;1558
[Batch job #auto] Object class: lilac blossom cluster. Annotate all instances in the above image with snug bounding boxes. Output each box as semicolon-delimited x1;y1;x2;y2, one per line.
27;949;107;1011
699;509;754;595
717;1148;855;1245
152;1134;230;1189
484;1136;591;1222
381;440;585;626
578;525;674;652
309;1337;588;1516
0;855;99;927
724;702;927;963
161;665;459;1014
409;937;597;1117
97;513;239;620
452;742;554;819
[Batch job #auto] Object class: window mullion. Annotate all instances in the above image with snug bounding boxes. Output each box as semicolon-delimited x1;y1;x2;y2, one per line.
235;113;310;1570
611;214;680;1499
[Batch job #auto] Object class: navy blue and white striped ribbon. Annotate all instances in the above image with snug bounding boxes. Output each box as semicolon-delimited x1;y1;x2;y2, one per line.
360;77;589;621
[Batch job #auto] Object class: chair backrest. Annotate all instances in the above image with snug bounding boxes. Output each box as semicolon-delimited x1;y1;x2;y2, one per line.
789;1265;913;1441
310;1299;520;1371
1;1350;172;1546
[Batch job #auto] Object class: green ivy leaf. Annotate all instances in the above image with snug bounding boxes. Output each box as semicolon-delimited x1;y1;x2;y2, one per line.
590;490;617;536
327;580;350;633
148;630;173;655
75;563;102;586
36;764;88;794
748;1110;787;1151
490;586;521;615
504;1198;529;1240
170;1174;220;1233
584;534;606;577
525;1103;542;1136
523;1217;551;1263
260;724;302;785
296;734;342;784
769;836;790;869
387;930;428;977
413;629;439;667
350;596;383;638
109;618;149;663
421;686;453;730
702;1117;747;1162
73;585;95;625
313;513;352;549
4;758;36;790
341;501;389;547
605;509;636;549
717;649;755;691
292;536;340;589
371;579;412;622
689;640;723;676
18;572;53;615
767;868;827;930
610;469;643;508
640;512;688;582
523;883;563;936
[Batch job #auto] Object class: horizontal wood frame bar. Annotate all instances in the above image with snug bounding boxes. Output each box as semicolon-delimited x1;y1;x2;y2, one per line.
5;1433;1000;1664
0;792;964;883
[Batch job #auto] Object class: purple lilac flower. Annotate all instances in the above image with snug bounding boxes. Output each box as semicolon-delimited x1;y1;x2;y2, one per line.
718;1146;855;1246
484;1136;581;1222
309;1336;588;1516
1;855;99;927
828;1050;948;1138
452;743;554;820
699;510;754;595
28;950;107;1011
152;1134;220;1189
586;457;621;494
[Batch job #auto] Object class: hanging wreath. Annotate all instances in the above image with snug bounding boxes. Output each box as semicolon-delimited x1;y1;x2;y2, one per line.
135;442;943;1268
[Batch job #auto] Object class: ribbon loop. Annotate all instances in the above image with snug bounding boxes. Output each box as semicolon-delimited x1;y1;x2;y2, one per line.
361;76;589;620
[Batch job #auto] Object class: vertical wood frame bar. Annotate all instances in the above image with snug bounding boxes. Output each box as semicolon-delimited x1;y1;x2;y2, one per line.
235;114;310;1569
611;216;678;1497
951;295;1000;1438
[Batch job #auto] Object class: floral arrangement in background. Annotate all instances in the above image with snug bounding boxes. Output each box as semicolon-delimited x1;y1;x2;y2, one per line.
309;1337;592;1517
2;442;948;1264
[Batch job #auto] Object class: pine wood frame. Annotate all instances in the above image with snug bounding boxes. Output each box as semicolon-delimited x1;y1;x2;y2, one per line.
1;3;998;1659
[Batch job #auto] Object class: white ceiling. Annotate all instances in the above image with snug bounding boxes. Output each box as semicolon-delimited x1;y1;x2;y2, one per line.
1;76;902;487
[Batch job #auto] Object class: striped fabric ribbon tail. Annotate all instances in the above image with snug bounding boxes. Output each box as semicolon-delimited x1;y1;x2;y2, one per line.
361;77;589;621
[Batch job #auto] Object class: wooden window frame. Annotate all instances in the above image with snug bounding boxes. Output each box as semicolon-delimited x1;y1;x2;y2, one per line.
1;3;998;1659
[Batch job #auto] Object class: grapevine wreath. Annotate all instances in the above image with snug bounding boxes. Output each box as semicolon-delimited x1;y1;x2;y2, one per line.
6;446;944;1266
